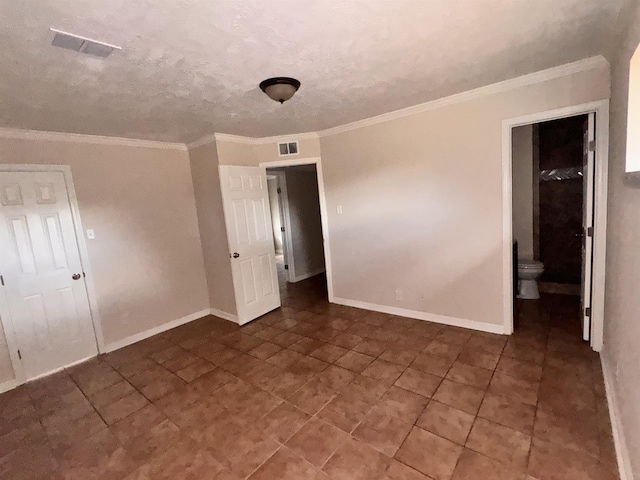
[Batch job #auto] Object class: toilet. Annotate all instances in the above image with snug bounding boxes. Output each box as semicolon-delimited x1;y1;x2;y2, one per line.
517;259;545;299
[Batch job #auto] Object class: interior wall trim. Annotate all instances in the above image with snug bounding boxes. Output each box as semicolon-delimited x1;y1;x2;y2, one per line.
601;355;635;480
210;131;320;146
209;307;239;324
318;55;609;137
186;133;218;150
0;127;188;151
332;297;506;335
186;56;608;148
103;309;211;353
292;268;326;283
0;379;18;395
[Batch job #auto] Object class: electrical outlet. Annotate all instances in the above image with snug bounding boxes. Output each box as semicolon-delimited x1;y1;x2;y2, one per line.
395;289;403;301
86;229;95;240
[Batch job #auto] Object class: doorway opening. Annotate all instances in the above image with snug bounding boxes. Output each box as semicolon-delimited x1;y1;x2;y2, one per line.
266;164;328;307
511;113;594;342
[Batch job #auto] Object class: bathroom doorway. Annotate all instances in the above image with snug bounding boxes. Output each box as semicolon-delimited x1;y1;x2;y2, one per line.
511;112;596;342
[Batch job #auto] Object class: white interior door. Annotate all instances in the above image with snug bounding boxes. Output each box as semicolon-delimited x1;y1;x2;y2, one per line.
219;166;280;324
581;113;596;342
0;171;97;380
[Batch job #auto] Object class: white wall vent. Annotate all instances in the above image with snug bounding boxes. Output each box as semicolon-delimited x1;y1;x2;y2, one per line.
278;141;299;156
50;28;121;58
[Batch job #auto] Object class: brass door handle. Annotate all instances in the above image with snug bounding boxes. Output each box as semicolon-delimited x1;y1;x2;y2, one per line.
232;252;240;258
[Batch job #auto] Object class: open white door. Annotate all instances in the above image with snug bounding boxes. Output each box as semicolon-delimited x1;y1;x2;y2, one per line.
219;166;280;325
581;113;596;342
0;171;97;380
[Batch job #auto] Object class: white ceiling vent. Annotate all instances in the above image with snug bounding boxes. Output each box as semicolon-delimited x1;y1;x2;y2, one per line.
278;141;299;156
50;28;121;58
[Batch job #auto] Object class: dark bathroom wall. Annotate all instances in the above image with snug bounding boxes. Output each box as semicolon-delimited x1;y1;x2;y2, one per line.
538;115;587;285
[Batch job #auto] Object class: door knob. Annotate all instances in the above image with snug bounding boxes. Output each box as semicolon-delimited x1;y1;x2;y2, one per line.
72;273;81;280
232;252;240;258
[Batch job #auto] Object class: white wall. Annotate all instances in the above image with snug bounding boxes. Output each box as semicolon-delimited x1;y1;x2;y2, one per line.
512;125;534;259
602;2;640;477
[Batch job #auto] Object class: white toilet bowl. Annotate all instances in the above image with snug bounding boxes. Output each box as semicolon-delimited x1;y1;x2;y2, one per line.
517;259;545;300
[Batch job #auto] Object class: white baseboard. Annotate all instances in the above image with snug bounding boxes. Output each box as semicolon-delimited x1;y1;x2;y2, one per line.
601;355;635;480
293;268;326;283
0;378;18;394
104;309;211;353
331;297;506;335
209;308;238;323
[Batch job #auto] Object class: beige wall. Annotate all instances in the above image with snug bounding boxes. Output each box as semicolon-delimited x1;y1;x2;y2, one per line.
283;167;325;280
253;137;321;164
215;140;258;167
603;2;640;476
0;137;210;384
189;142;237;315
217;136;321;167
512;125;534;259
320;65;609;327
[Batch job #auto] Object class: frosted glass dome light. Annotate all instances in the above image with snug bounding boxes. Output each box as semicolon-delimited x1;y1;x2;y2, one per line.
259;77;301;104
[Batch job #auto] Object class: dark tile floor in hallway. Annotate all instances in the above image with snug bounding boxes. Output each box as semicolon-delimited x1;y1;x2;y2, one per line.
0;271;618;479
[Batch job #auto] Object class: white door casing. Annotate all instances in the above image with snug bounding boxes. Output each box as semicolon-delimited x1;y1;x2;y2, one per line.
219;166;280;325
0;171;97;380
581;113;596;342
502;100;609;351
272;171;296;283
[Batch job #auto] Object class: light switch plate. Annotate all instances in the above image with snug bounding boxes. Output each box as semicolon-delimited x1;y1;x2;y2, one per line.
337;205;343;215
86;229;95;239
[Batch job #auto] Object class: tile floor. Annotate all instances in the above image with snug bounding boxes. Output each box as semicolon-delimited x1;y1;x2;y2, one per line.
0;270;618;479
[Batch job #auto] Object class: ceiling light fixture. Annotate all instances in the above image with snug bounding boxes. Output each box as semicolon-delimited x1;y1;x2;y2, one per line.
259;77;301;104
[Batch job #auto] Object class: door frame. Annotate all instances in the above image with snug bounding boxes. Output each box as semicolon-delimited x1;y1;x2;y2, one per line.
268;170;296;283
0;164;104;386
259;157;335;301
502;100;609;351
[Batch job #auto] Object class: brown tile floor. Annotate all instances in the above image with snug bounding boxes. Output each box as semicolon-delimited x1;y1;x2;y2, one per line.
0;268;619;480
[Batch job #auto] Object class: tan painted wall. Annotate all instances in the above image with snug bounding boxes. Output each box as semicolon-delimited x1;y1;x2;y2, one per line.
252;137;322;164
320;65;609;326
603;2;640;476
215;140;258;167
512;125;534;259
0;137;209;384
216;136;321;166
188;142;237;315
283;167;325;280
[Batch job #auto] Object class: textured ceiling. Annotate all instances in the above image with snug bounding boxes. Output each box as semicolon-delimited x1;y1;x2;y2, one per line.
0;0;631;143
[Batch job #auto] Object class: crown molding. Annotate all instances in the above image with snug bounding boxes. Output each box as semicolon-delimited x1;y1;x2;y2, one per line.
11;56;606;152
251;131;319;145
0;127;188;151
186;133;217;150
187;130;321;148
317;55;610;137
